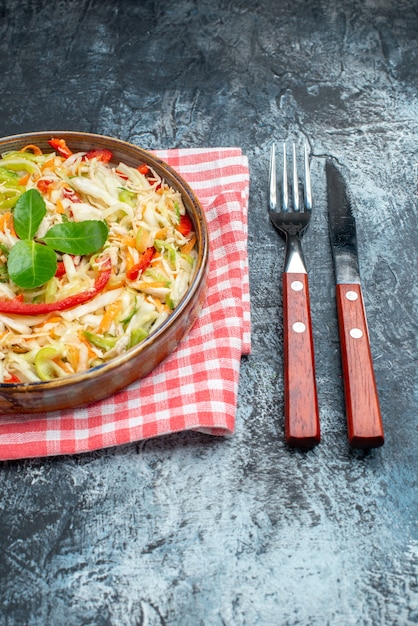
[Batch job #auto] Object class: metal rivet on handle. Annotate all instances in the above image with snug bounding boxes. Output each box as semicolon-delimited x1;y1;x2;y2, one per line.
293;322;306;333
350;328;363;339
291;280;304;291
346;291;358;301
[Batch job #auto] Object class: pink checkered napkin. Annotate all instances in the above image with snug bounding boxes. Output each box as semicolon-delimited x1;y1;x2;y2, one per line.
0;148;250;460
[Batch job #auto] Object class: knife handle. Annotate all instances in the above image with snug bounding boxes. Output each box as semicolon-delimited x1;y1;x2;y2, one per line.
282;272;320;448
336;283;384;448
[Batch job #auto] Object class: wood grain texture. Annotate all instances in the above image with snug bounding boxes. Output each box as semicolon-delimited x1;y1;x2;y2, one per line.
336;284;384;448
282;273;320;447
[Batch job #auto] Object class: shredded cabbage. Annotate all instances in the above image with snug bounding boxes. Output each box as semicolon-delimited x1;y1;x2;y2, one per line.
0;142;197;383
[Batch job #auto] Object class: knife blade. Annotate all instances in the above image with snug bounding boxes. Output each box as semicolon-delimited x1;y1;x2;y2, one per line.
326;160;384;448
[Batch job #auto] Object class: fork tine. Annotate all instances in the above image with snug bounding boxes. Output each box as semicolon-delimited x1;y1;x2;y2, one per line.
292;143;300;211
269;143;277;211
269;142;312;214
282;143;289;211
304;143;312;211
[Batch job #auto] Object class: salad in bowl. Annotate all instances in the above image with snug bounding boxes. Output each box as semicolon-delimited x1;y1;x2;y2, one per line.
0;132;208;412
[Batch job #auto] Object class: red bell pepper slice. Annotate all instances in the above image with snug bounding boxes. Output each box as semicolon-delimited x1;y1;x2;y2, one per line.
3;373;21;384
55;261;66;278
36;179;54;194
176;214;193;236
0;265;111;315
84;148;113;162
126;246;155;281
62;186;81;203
137;164;150;175
47;138;73;159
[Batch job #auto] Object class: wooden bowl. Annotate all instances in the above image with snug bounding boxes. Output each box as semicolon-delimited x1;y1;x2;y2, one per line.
0;131;209;413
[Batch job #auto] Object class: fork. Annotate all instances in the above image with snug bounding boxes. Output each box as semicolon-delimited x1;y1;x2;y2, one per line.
268;142;320;448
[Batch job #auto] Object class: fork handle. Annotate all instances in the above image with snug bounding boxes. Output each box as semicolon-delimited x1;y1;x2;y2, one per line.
282;272;320;448
336;283;384;448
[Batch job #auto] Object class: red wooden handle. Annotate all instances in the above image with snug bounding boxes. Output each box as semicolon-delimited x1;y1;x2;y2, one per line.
336;283;384;448
282;273;320;448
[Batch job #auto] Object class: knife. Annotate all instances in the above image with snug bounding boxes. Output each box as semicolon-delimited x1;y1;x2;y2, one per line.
326;160;384;448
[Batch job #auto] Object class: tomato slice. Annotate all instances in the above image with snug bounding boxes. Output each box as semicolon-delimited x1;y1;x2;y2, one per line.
4;373;21;384
176;214;193;236
84;148;113;162
48;138;73;159
55;261;66;277
36;179;54;194
62;186;81;203
137;164;150;175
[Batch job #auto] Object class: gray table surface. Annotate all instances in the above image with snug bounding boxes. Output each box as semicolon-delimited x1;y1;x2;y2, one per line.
0;1;417;624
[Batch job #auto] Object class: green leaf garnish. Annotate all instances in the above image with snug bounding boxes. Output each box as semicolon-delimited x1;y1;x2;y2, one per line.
8;240;57;289
13;189;46;239
42;220;109;255
6;189;109;288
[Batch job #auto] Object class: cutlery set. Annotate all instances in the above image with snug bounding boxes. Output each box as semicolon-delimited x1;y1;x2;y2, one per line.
268;143;384;449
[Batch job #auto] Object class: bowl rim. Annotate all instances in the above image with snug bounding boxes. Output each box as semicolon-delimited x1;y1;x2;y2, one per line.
0;130;210;396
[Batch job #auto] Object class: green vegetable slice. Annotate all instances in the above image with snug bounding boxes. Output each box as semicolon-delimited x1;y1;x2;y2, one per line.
34;346;60;381
0;167;19;182
128;327;148;348
83;331;118;350
118;188;137;207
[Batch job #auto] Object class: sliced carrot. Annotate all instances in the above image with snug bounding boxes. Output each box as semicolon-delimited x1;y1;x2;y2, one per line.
0;212;16;236
137;281;168;289
55;198;65;214
19;144;42;156
146;295;166;313
106;279;125;291
121;235;136;247
135;227;153;253
8;213;16;236
48;319;64;338
181;234;196;255
97;300;122;333
17;173;30;186
126;248;135;272
148;256;166;272
0;213;10;231
41;157;56;172
78;333;99;360
155;227;169;240
66;345;80;372
53;356;72;374
33;316;63;332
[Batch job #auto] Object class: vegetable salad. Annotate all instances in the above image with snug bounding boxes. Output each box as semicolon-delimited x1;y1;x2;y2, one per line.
0;138;197;383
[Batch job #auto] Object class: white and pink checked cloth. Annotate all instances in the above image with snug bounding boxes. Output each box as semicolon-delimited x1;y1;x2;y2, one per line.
0;148;250;460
